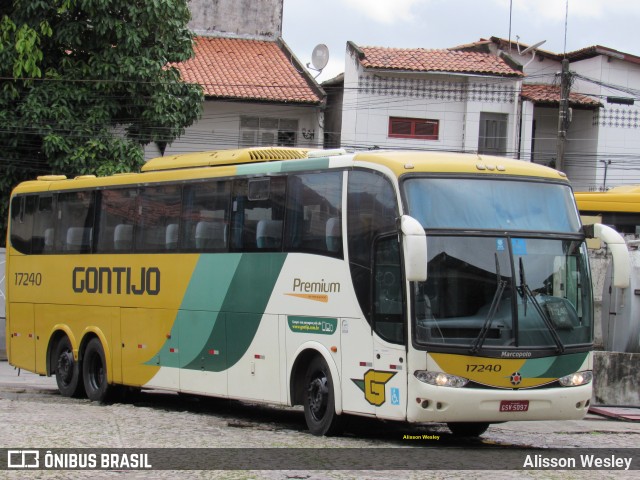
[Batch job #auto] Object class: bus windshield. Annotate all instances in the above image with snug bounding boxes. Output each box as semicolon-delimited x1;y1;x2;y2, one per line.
404;177;591;352
412;236;593;351
404;177;581;232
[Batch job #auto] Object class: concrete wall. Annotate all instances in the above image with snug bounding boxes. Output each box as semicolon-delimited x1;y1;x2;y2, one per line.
593;352;640;405
188;0;283;40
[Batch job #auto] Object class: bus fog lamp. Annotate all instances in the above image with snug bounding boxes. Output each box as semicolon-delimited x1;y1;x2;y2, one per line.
559;371;593;387
414;370;468;388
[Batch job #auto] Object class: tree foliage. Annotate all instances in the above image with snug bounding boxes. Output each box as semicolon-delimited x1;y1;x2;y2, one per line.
0;0;204;244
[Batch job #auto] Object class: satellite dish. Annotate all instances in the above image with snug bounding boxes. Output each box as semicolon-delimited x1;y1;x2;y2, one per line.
310;44;329;71
520;40;546;56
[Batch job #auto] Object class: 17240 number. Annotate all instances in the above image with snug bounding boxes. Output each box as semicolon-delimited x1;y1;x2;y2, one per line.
14;272;42;286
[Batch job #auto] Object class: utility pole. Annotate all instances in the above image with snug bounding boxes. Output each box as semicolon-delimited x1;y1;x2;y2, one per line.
600;159;612;190
556;59;571;172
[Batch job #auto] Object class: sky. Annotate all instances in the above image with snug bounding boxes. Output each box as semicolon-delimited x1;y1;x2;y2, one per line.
282;0;640;82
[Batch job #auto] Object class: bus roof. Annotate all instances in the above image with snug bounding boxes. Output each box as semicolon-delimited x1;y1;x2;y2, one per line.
352;150;567;180
574;185;640;213
11;148;569;195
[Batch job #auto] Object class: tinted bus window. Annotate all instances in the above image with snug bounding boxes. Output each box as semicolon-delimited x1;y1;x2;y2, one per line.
10;195;36;254
285;171;343;257
231;177;286;251
348;170;398;322
182;180;231;251
136;185;182;252
33;195;55;254
56;191;95;253
96;188;139;253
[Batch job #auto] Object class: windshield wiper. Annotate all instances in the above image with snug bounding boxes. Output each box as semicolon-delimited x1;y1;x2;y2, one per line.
518;257;565;353
470;254;506;354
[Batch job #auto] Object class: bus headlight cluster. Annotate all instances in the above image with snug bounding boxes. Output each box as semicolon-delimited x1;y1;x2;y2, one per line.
559;371;593;387
414;370;468;388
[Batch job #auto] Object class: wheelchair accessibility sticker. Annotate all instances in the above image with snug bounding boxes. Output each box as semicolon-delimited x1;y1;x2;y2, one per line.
391;387;400;405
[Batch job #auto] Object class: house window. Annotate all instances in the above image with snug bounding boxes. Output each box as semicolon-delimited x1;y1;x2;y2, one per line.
388;117;439;140
240;116;298;147
478;112;507;156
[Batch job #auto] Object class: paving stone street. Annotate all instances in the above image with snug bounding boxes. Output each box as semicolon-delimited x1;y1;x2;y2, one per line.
0;361;639;479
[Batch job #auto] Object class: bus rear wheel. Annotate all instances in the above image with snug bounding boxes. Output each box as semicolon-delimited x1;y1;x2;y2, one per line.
447;422;490;437
303;356;343;436
54;336;84;398
83;338;111;402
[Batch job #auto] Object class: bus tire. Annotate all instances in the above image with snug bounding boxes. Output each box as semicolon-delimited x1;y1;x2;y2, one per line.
303;356;343;436
54;336;84;398
82;338;111;402
447;422;490;437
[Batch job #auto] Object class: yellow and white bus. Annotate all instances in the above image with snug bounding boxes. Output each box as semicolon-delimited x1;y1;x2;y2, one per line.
5;147;630;436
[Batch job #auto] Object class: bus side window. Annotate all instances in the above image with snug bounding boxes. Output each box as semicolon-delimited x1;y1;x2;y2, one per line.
9;195;37;254
95;188;138;253
231;177;286;251
32;195;55;254
181;180;231;251
284;171;343;257
136;185;182;252
56;191;95;253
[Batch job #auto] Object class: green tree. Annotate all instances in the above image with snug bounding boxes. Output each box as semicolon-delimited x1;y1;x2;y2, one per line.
0;0;203;245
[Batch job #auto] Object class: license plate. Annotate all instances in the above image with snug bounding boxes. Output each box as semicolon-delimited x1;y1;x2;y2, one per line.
500;400;529;412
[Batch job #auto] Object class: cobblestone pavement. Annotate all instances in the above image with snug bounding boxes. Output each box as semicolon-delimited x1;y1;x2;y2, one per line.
1;361;639;480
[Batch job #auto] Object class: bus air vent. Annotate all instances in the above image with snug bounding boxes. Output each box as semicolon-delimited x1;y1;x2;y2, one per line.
37;175;67;181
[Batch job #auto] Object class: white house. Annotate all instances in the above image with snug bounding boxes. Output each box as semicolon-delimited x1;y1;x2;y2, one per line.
145;0;325;159
338;41;524;157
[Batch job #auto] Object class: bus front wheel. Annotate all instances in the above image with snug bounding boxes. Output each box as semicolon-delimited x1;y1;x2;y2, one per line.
447;422;490;437
54;336;84;398
83;338;111;402
303;356;343;436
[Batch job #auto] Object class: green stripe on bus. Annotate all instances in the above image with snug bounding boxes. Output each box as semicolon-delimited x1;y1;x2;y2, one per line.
520;352;588;378
150;253;287;371
146;254;242;368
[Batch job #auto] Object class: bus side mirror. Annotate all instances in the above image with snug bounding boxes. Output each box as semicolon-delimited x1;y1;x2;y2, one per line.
584;223;631;289
400;215;427;282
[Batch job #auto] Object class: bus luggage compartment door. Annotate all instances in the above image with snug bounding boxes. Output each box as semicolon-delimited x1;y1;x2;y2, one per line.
7;303;35;371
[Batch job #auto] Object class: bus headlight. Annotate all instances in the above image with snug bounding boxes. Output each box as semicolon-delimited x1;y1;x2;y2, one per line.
414;370;468;388
558;371;593;387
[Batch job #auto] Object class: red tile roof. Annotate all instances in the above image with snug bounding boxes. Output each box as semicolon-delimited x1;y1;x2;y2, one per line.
357;45;523;77
173;37;323;104
521;84;601;108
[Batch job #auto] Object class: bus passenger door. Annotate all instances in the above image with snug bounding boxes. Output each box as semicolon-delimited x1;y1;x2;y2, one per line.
371;235;407;420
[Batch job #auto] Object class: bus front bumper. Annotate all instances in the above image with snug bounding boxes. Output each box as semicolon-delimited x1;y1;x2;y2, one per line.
407;378;592;424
